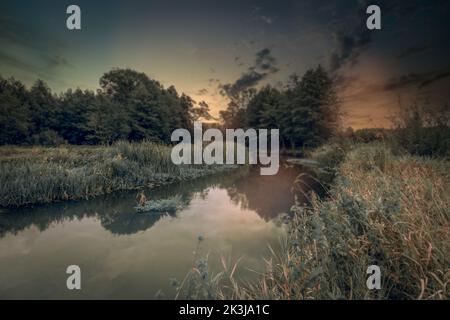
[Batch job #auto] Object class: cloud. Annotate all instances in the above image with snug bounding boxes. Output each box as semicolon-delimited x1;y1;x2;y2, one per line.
219;48;279;98
334;74;360;90
208;78;220;87
340;68;450;106
418;71;450;88
41;54;72;68
259;15;274;24
328;1;374;72
255;48;278;73
328;0;428;72
397;43;434;59
383;73;429;91
220;71;266;97
197;88;208;95
0;51;46;77
251;6;275;25
0;13;71;80
384;70;450;91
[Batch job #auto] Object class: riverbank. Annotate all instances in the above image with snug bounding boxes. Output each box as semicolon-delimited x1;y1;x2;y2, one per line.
0;141;238;207
185;143;449;300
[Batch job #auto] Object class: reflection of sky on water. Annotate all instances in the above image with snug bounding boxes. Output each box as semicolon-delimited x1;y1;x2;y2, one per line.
0;163;319;299
0;187;285;299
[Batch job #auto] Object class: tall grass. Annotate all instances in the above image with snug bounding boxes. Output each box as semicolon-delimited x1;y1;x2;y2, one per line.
0;141;237;207
182;143;449;300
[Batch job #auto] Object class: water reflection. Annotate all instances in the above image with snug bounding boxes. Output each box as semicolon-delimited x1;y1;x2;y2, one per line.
0;162;320;299
0;163;318;238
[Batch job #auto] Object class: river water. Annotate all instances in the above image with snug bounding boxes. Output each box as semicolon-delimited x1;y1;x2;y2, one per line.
0;162;320;299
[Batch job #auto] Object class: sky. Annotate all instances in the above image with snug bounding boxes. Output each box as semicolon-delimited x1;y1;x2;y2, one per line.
1;0;449;129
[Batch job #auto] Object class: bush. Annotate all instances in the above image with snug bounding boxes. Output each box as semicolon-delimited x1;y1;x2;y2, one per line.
392;104;450;158
307;143;347;184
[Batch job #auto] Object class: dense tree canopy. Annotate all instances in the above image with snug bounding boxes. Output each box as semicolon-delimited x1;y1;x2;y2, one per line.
0;69;212;145
220;66;340;148
1;66;340;148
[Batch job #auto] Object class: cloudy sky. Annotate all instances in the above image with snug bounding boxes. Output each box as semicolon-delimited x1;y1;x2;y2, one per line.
1;0;449;128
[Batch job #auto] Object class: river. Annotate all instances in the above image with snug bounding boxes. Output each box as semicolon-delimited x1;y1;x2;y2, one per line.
0;162;320;299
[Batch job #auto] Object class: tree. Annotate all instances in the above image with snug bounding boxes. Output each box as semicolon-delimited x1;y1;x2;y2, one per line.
247;86;284;128
29;79;58;135
86;94;130;144
99;68;208;143
0;77;30;144
220;88;256;129
287;65;339;148
57;88;95;144
221;66;340;149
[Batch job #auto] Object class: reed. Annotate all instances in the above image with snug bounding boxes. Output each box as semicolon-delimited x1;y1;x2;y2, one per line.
181;143;449;300
0;140;237;207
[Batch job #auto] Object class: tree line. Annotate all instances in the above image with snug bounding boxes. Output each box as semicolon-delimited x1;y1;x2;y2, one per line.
0;68;212;146
1;66;340;148
219;65;340;149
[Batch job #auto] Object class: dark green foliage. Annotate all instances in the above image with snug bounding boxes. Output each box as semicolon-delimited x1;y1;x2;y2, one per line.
219;66;340;149
0;68;212;146
286;66;339;148
0;77;30;144
57;88;96;144
219;88;256;129
393;104;450;157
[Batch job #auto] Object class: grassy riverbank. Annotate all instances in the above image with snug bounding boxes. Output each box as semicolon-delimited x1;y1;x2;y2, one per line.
0;141;237;207
180;143;449;300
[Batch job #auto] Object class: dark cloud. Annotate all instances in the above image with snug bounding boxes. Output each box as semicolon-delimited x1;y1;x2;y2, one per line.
197;88;208;95
255;48;278;73
41;54;72;68
339;68;450;106
329;1;375;72
220;71;266;97
419;71;450;89
234;56;245;67
384;70;450;91
397;44;434;59
0;51;72;89
0;51;44;77
219;48;278;98
328;0;430;72
208;78;220;86
0;14;60;53
0;14;71;80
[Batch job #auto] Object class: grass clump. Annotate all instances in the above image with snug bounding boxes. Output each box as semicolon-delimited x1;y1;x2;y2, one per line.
0;141;238;207
135;195;183;213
